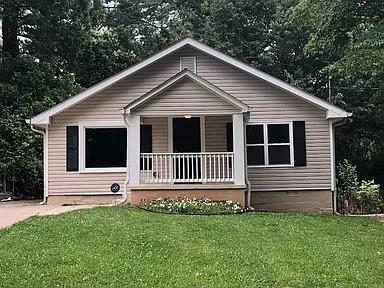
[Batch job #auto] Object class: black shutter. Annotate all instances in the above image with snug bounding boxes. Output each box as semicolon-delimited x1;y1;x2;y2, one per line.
140;125;152;170
226;123;233;152
293;121;306;166
66;126;79;171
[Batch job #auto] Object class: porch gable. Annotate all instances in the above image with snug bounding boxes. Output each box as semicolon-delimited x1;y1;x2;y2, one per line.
125;69;249;116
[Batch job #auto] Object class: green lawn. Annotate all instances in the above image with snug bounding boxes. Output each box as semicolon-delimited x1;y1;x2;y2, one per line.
0;208;383;288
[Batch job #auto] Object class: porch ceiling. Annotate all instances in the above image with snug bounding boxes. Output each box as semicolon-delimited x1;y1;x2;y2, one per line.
124;69;249;116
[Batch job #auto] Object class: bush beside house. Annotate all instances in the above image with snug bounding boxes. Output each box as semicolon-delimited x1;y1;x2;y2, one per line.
337;159;384;214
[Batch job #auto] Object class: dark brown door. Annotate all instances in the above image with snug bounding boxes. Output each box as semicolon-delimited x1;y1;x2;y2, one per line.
173;117;201;153
173;117;201;180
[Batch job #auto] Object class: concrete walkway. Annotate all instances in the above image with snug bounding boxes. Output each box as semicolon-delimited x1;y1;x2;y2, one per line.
349;213;384;223
0;201;97;229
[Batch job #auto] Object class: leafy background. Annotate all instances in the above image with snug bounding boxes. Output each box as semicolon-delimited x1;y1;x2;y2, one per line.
1;0;383;198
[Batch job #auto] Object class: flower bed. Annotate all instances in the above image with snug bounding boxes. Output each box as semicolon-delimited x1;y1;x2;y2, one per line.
138;197;244;215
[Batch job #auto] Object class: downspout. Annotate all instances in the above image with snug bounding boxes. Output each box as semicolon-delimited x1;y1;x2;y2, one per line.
243;111;255;211
121;110;130;204
331;117;349;214
30;123;48;205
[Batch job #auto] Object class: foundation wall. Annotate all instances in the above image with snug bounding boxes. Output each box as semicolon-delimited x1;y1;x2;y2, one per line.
131;188;246;207
250;189;333;213
47;194;121;205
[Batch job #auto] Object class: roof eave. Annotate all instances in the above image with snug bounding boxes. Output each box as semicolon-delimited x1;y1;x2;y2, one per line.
29;37;350;121
29;117;50;125
29;38;194;123
326;110;352;119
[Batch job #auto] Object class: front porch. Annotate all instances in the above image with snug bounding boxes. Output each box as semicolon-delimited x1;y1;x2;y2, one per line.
123;69;249;205
126;114;247;205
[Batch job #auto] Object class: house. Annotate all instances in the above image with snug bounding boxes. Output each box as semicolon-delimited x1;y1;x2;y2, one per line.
28;38;351;212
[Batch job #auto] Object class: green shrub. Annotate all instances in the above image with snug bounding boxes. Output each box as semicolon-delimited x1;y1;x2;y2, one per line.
337;159;359;196
337;159;384;214
337;159;359;213
357;180;383;214
138;197;244;215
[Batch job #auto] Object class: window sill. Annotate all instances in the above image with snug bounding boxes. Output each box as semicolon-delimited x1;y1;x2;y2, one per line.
79;168;127;173
247;164;294;168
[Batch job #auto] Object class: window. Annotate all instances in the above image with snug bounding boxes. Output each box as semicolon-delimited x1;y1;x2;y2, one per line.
180;57;196;73
246;123;293;166
85;128;127;169
226;123;233;152
140;125;152;170
66;126;79;171
226;123;233;168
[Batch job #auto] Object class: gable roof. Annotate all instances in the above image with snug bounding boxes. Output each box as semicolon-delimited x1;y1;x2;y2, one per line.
29;37;351;125
125;69;249;114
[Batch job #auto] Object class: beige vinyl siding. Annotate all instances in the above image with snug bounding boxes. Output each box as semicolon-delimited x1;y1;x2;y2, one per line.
204;115;234;181
47;122;126;194
140;117;169;183
246;118;330;191
142;116;230;153
205;115;232;152
193;50;331;191
47;46;331;195
142;117;168;153
133;78;239;116
47;52;180;195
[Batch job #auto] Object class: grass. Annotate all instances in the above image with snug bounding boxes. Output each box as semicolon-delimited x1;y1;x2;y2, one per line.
0;207;383;288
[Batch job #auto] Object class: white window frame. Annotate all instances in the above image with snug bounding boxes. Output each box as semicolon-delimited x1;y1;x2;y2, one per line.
79;122;127;173
179;56;197;73
246;121;294;168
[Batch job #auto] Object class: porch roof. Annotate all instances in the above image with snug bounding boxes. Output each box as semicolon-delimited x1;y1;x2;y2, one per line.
124;69;249;115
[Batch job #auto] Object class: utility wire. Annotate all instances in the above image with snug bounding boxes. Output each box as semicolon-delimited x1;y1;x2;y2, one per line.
320;86;382;91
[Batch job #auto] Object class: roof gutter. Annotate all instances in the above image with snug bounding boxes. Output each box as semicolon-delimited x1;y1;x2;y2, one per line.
29;121;48;205
120;109;130;204
243;112;255;211
330;115;351;214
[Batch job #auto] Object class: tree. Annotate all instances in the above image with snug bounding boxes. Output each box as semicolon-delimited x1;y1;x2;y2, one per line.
0;57;80;197
1;0;384;198
290;0;384;185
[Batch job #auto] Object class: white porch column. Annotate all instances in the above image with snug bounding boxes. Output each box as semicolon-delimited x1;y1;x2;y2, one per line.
128;115;141;186
232;113;245;185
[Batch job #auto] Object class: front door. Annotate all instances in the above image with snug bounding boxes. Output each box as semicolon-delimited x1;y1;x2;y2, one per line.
173;117;201;180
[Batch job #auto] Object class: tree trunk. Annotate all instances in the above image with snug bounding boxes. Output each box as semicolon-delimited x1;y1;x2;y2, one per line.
2;174;6;193
1;2;20;57
11;167;15;197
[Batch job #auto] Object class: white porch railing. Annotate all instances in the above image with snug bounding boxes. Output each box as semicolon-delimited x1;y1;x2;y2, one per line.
140;152;234;184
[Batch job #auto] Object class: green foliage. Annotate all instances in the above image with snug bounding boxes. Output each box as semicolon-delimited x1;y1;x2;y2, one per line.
291;0;384;76
139;197;243;215
337;160;384;214
291;0;384;186
337;159;359;197
1;0;384;198
357;180;383;214
197;0;277;66
0;56;81;197
336;159;360;214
